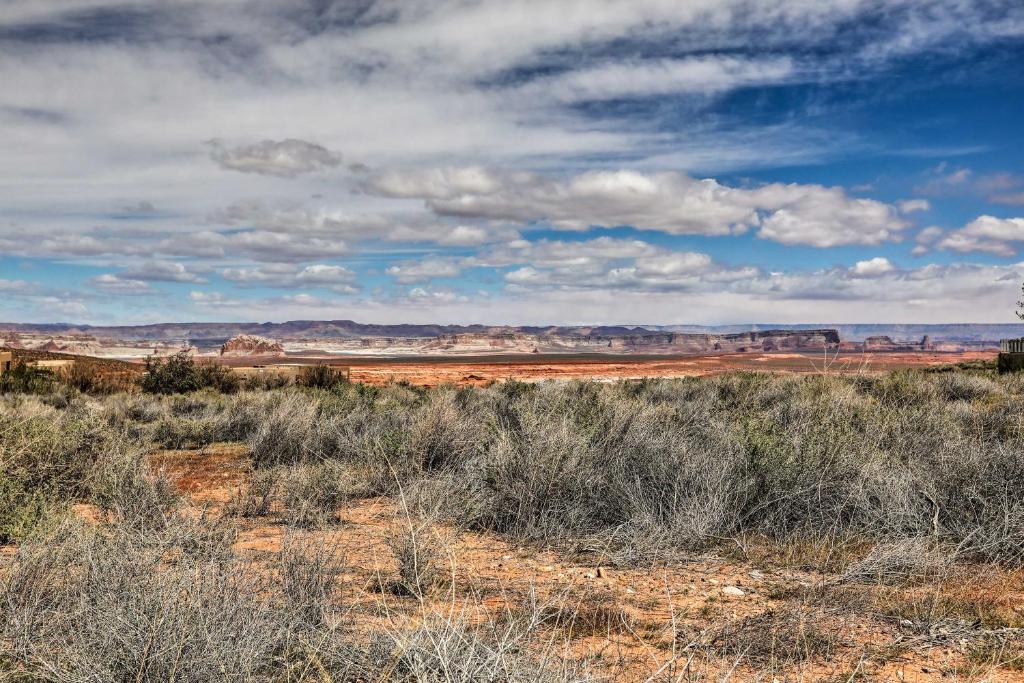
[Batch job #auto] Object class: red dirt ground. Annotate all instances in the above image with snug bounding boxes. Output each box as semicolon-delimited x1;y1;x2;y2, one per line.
143;443;1024;682
224;350;997;387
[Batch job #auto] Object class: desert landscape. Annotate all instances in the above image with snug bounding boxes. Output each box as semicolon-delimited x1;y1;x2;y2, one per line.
4;2;1024;681
3;349;1024;681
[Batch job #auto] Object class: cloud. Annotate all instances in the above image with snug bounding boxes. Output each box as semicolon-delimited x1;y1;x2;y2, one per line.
513;56;797;104
212;200;518;247
406;287;468;305
2;0;1024;325
368;168;909;247
0;278;31;292
491;240;753;292
121;261;207;283
914;166;972;195
89;273;151;294
189;290;241;307
173;230;351;262
221;263;358;292
850;257;896;278
991;193;1024;206
934;215;1024;256
753;185;907;247
207;139;343;178
386;257;463;284
488;240;1024;316
898;199;930;213
120;201;157;214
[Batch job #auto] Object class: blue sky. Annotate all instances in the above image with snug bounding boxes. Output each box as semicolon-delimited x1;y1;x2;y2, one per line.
1;0;1023;325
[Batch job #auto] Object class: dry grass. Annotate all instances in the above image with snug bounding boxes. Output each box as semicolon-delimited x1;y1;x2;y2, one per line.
5;367;1024;680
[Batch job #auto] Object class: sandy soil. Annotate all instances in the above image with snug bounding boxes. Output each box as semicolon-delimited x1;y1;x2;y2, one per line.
223;350;997;387
142;444;1024;682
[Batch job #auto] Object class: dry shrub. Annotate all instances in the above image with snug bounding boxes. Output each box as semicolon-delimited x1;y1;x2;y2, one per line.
282;461;354;528
966;635;1024;672
711;605;841;665
277;534;345;628
225;466;279;518
89;451;181;531
386;515;448;598
0;517;341;682
843;538;953;585
247;391;321;466
536;589;633;638
354;609;590;682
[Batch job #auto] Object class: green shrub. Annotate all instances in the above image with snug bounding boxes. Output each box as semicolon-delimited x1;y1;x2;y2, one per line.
296;363;349;389
0;362;55;395
0;474;51;543
141;352;239;394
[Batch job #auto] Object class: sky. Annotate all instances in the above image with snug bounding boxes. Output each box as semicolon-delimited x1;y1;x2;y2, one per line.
1;0;1024;326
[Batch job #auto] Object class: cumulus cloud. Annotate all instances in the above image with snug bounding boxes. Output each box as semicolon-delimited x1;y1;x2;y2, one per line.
850;257;896;278
368;168;909;247
207;139;343;178
753;184;907;247
934;215;1024;256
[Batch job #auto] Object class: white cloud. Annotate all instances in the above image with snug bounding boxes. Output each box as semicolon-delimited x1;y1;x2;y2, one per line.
1;1;1023;324
121;261;207;283
207;139;343;178
752;184;907;247
89;273;151;294
0;279;31;292
898;199;930;213
512;56;797;104
189;290;241;307
850;257;896;278
222;263;358;292
406;287;468;304
369;168;909;247
934;215;1024;256
387;257;464;284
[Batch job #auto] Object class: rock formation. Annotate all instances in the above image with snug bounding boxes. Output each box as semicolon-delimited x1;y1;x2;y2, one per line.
220;334;284;356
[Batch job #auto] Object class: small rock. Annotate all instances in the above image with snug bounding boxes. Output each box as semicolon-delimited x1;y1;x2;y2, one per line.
749;570;764;581
708;578;719;585
721;586;745;597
